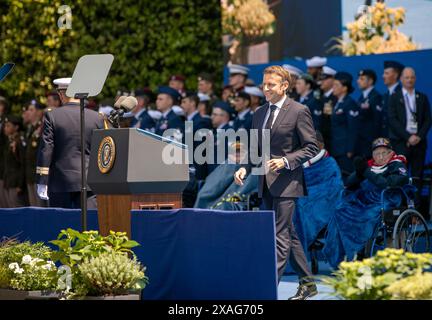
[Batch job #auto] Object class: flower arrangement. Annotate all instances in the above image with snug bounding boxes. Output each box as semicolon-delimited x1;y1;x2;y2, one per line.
221;0;276;62
0;230;149;299
336;2;418;55
78;252;148;297
322;248;432;300
50;229;148;298
0;238;57;291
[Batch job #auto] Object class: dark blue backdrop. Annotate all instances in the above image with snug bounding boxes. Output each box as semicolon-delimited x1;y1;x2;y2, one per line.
225;49;432;162
0;207;278;300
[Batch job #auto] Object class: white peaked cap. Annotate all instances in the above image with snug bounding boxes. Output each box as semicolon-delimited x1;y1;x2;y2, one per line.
282;64;303;77
244;86;264;98
305;56;327;68
228;63;249;75
322;66;337;76
53;77;72;89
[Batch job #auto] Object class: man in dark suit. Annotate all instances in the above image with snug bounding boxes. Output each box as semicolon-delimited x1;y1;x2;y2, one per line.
234;66;319;300
388;67;431;199
36;78;104;208
381;60;404;137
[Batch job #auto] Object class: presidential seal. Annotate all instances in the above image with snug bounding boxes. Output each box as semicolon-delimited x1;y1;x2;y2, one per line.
97;136;116;174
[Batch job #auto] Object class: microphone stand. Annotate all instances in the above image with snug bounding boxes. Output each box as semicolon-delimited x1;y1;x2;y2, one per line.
75;92;89;232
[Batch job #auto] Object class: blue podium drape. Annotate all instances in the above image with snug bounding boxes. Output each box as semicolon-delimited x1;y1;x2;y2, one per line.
0;207;277;300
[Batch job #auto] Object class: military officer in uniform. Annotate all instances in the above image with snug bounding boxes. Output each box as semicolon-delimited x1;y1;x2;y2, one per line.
154;86;184;141
3;115;25;207
232;91;253;131
295;73;323;131
197;73;218;107
207;100;235;175
330;72;360;179
319;66;338;151
36;78;104;208
23;100;46;207
130;88;159;132
356;69;383;158
228;64;249;94
305;56;327;82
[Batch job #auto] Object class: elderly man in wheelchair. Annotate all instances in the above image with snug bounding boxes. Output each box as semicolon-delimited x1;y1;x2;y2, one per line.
322;137;430;269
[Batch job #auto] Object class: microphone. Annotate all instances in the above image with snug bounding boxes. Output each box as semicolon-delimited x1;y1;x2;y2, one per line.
113;95;127;109
108;96;138;127
119;96;138;112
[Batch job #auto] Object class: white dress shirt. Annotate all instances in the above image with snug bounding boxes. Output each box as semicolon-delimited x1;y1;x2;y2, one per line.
402;88;417;134
262;95;290;169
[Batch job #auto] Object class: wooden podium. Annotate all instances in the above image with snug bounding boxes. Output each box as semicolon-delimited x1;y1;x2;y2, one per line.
88;128;189;236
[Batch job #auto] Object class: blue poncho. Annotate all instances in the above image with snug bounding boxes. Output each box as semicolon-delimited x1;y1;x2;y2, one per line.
293;156;344;251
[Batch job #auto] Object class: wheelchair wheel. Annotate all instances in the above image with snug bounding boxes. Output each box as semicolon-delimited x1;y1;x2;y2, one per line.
392;209;430;253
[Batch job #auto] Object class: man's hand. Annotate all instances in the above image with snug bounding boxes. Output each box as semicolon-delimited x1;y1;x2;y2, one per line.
37;184;49;200
267;158;285;172
234;167;247;186
408;134;421;147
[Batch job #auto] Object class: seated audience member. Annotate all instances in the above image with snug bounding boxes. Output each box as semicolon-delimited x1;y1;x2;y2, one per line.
323;137;410;268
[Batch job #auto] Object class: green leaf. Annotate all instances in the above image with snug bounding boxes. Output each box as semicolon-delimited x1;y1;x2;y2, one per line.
121;241;140;249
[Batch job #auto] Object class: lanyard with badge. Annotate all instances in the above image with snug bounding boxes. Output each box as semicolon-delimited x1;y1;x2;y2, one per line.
404;93;417;133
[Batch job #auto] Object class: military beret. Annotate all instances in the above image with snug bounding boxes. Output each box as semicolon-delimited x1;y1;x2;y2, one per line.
198;72;214;83
235;91;251;101
213;100;235;119
169;75;185;82
5;114;22;129
158;86;181;103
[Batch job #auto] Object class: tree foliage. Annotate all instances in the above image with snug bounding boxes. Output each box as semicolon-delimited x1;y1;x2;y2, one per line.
0;0;223;111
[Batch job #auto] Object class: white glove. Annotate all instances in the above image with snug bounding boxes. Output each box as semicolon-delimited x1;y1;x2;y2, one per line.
37;184;49;200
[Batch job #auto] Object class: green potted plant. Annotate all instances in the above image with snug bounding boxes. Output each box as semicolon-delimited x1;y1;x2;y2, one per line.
321;248;432;300
50;229;148;300
0;238;59;300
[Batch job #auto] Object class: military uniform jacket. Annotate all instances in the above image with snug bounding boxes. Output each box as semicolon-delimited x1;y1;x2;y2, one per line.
381;83;401;137
36;103;104;192
233;109;253;131
155;109;184;138
330;95;360;157
356;88;383;157
25;121;43;184
3;132;25;189
298;91;323;131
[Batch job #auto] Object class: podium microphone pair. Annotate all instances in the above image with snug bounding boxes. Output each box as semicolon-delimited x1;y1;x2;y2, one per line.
108;95;137;128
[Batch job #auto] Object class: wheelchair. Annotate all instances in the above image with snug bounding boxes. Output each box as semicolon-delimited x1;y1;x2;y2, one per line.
309;183;431;274
365;185;430;257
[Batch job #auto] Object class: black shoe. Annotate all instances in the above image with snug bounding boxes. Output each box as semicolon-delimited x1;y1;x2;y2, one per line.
287;284;318;300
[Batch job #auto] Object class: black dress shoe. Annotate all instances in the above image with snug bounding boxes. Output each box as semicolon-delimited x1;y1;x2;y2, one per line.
288;284;318;300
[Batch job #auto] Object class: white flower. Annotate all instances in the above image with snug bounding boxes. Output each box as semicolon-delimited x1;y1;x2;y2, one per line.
30;258;44;266
22;255;32;265
42;262;55;271
14;267;24;274
8;262;19;270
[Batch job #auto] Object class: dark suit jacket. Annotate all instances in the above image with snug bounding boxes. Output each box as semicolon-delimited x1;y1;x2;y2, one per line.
246;97;319;198
36;103;104;192
388;89;432;145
